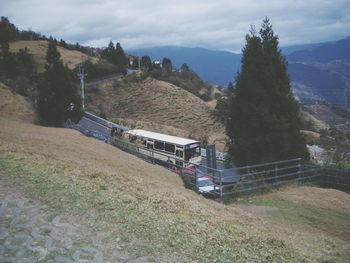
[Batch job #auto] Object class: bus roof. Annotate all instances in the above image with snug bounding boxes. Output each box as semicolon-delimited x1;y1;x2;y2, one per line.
125;129;200;146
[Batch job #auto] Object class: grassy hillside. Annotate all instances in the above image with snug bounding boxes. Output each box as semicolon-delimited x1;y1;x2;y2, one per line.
153;67;224;101
303;103;350;130
235;186;350;261
300;110;329;132
0;82;349;262
9;40;98;72
0;82;36;123
86;76;227;150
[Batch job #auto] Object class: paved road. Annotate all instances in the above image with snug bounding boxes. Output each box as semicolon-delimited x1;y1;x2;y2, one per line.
78;117;111;136
0;181;158;263
85;74;123;88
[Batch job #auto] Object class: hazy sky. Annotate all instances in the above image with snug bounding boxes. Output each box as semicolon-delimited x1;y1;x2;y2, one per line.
2;0;350;52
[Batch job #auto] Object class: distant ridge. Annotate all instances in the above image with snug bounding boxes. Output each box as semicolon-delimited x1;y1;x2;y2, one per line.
287;36;350;63
129;36;350;108
287;36;350;108
128;45;241;87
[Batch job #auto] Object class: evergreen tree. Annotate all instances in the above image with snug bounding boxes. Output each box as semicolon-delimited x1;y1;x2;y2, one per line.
0;17;20;43
115;42;127;67
37;41;81;126
0;41;17;78
227;82;234;94
180;63;189;72
16;47;36;78
140;56;152;72
227;18;309;166
162;57;173;75
101;41;115;63
45;41;60;68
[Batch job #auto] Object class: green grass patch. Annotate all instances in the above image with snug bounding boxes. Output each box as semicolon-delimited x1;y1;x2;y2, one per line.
0;154;336;262
238;197;350;242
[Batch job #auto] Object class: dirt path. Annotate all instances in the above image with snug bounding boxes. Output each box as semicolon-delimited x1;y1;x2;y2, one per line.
0;181;153;263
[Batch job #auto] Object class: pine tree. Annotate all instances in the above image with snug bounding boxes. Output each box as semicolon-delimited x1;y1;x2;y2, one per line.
0;41;17;78
227;18;309;166
140;56;152;72
115;42;127;66
162;57;173;75
37;41;81;126
227;82;234;96
101;41;115;62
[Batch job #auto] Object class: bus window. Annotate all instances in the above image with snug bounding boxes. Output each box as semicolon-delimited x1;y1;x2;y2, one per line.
176;149;183;158
185;147;200;161
129;135;137;143
154;141;164;151
165;143;175;153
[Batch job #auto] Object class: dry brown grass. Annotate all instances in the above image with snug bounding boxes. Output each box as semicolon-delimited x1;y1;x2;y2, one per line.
1;85;349;261
9;40;98;72
300;110;329;132
302;104;348;128
301;130;321;144
87;77;227;150
0;82;36;123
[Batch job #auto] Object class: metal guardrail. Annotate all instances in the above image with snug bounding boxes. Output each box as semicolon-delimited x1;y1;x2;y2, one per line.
320;168;350;193
66;119;325;202
66;117;349;202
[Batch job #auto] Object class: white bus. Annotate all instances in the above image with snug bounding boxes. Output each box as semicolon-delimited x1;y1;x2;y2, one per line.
124;129;201;168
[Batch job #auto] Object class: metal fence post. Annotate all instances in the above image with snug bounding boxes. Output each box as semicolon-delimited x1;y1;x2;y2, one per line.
275;163;278;183
195;166;198;192
219;170;223;203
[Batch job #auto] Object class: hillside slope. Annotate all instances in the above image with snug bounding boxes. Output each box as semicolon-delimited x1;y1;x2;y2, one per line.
86;76;226;149
9;40;98;72
0;84;349;262
0;82;36;123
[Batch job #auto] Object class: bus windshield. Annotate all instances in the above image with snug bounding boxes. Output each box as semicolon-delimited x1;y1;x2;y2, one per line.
185;147;200;161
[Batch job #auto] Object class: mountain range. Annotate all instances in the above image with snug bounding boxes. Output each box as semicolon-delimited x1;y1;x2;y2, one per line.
129;36;350;108
287;37;350;108
128;46;241;87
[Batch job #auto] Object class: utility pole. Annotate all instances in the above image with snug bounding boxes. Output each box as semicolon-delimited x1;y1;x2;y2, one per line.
138;55;141;75
77;64;87;110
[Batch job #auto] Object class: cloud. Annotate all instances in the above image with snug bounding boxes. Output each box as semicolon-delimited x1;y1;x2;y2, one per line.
1;0;350;52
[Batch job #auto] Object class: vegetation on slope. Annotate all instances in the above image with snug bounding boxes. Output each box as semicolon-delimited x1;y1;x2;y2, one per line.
9;40;98;73
140;58;223;101
1;72;350;262
0;82;36;122
86;74;226;149
234;186;350;262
